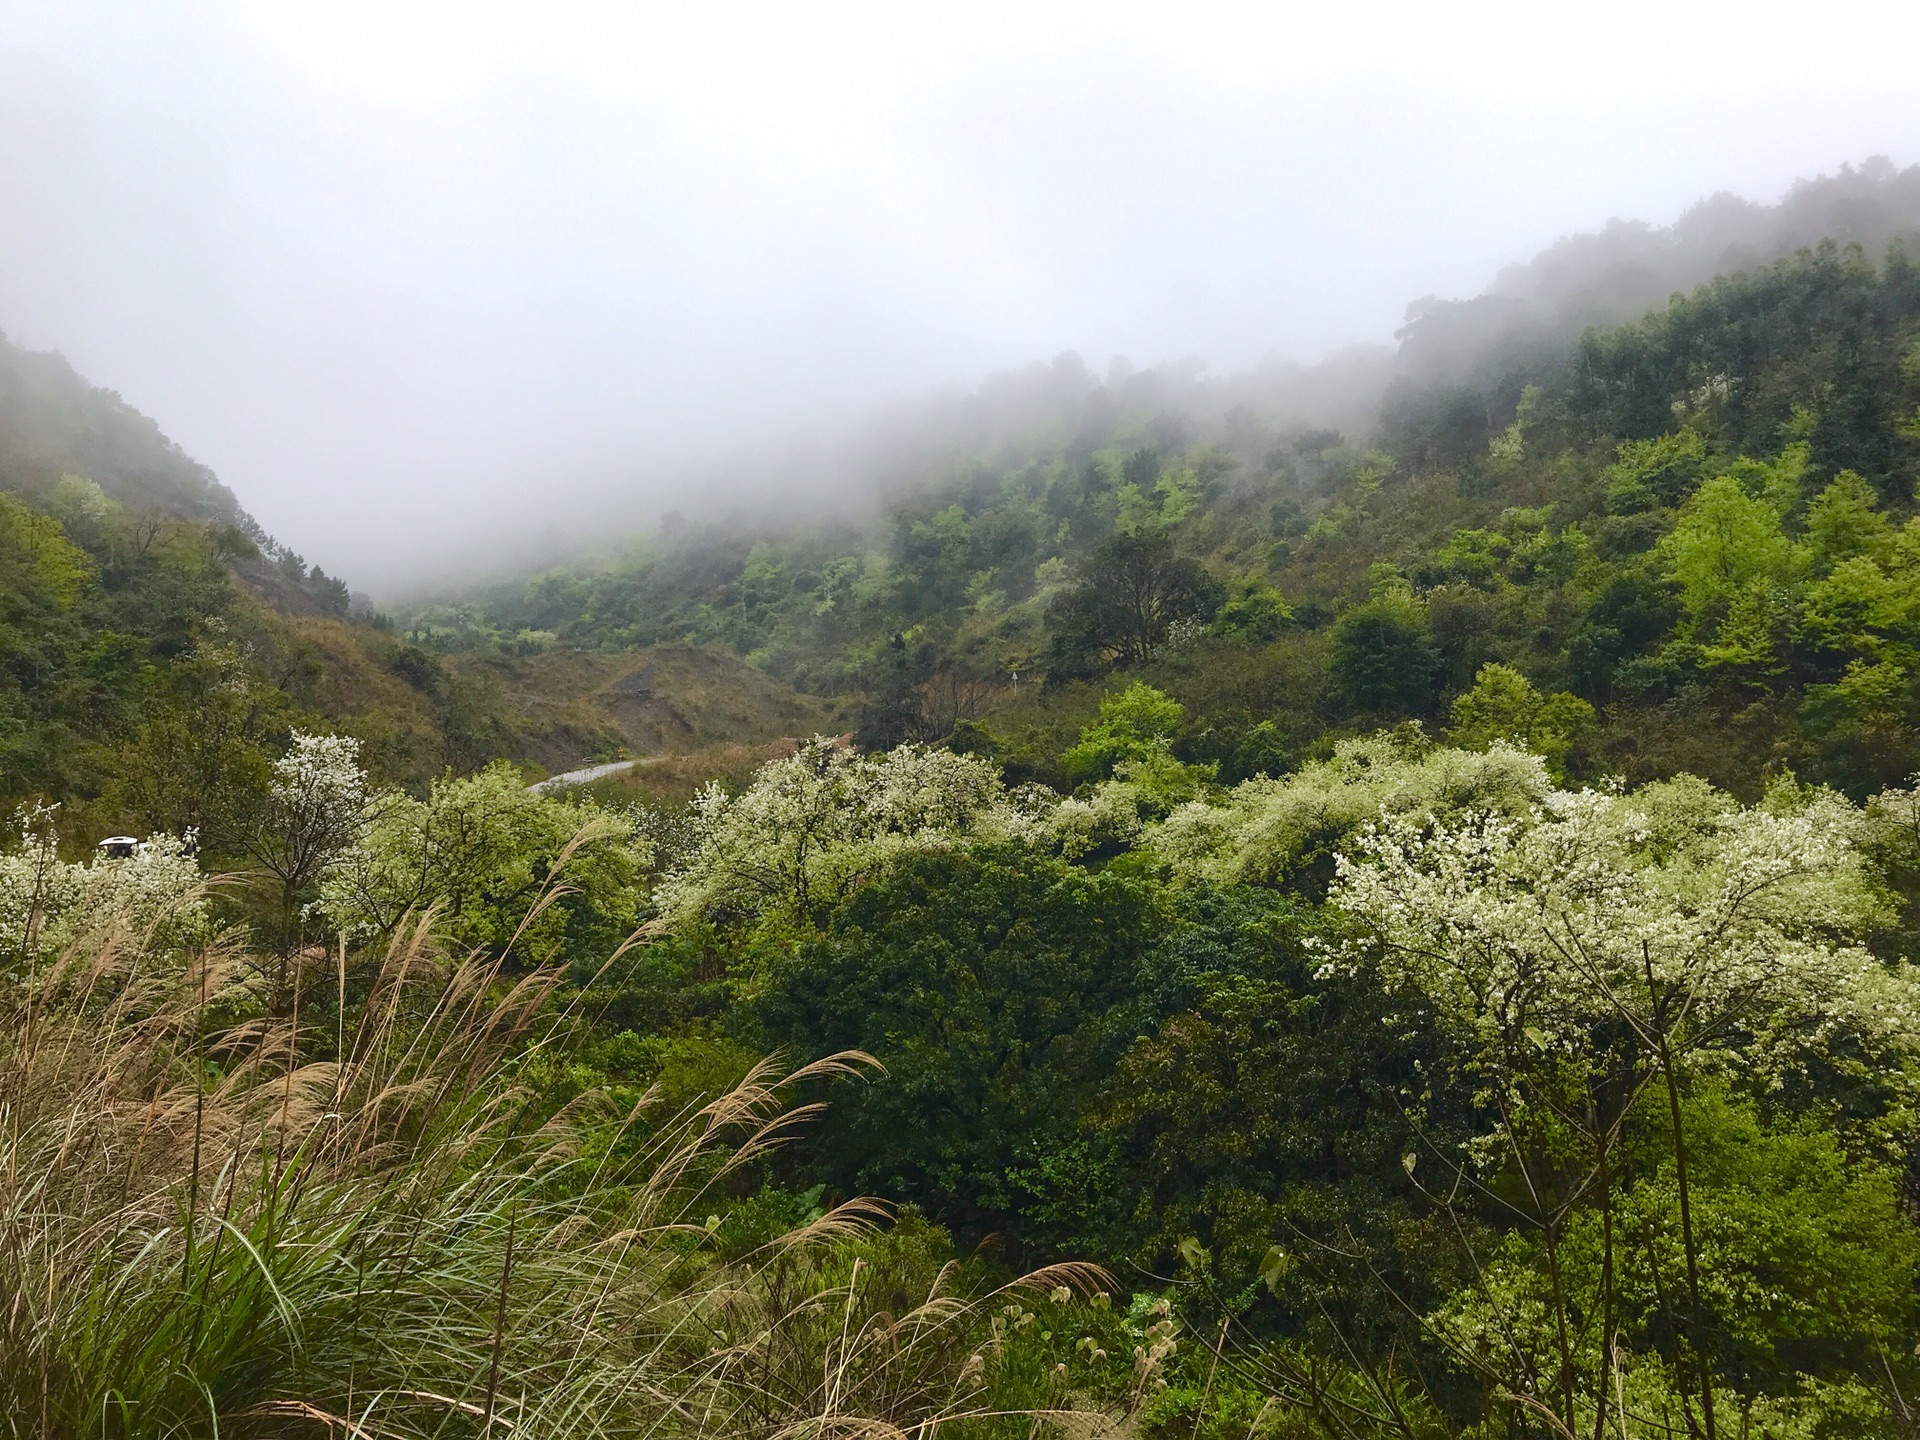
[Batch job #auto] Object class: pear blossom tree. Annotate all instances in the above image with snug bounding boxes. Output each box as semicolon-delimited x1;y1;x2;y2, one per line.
1329;777;1920;1440
244;730;368;953
652;736;1046;937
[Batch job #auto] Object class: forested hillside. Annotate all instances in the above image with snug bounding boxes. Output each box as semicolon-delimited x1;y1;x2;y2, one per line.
0;331;247;526
10;169;1920;1437
0;330;538;854
427;229;1920;803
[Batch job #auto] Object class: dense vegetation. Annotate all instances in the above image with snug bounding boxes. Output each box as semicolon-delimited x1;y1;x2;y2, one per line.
9;167;1920;1436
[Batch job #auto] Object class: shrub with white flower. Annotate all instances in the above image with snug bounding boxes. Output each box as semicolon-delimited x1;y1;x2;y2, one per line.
318;761;648;964
1146;732;1552;892
0;806;206;979
651;736;1048;933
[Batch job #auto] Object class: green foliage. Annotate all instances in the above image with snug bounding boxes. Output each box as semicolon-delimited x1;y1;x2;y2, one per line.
1211;575;1292;642
19;177;1920;1438
1328;586;1439;716
0;492;238;811
1635;1089;1917;1368
759;844;1165;1240
319;761;646;964
1062;682;1185;780
1572;242;1920;496
1606;427;1711;511
1659;472;1799;637
1048;529;1225;674
1093;888;1441;1301
104;640;286;855
0;481;502;844
1;919;1105;1440
0;491;92;607
1430;1086;1918;1434
1803;470;1895;572
1446;662;1594;777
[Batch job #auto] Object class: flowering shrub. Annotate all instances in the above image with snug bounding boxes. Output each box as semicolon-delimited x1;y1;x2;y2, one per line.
0;807;206;976
651;737;1047;932
319;762;648;964
1146;733;1551;892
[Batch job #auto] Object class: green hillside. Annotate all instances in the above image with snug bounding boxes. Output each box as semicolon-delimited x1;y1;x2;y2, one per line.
0;330;248;526
425;236;1920;802
0;336;515;846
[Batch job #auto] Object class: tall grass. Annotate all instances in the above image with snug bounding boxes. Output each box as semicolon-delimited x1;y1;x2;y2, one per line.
0;911;1105;1438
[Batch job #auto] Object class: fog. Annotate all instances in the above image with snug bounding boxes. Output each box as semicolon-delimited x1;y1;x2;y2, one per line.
1;1;1917;591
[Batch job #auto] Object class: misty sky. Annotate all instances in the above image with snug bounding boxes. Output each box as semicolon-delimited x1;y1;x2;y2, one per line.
2;1;1918;590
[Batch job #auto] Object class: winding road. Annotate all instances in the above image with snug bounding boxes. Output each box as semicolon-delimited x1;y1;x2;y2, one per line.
527;759;642;794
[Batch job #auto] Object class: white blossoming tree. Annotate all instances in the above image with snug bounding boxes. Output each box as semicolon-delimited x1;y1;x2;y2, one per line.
318;761;648;966
1336;779;1908;1065
651;736;1045;937
244;730;368;951
1326;774;1920;1439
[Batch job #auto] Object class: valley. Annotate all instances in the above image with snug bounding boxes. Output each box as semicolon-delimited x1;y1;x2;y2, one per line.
5;158;1920;1438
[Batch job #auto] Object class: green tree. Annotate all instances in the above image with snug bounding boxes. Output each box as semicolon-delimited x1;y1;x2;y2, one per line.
1095;887;1445;1310
1210;574;1292;642
1802;470;1895;573
106;642;283;857
854;632;932;751
759;845;1163;1241
1428;1086;1918;1436
319;761;646;965
1657;471;1802;673
1328;584;1440;716
1605;428;1710;511
1796;498;1920;784
1062;683;1185;780
1660;473;1796;621
1046;530;1224;673
1447;662;1595;778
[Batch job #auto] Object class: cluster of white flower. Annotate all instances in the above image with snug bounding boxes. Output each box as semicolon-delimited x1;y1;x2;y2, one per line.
1330;775;1920;1075
1045;781;1152;860
271;731;367;834
250;730;368;898
0;811;206;976
1147;734;1552;888
652;737;1048;930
